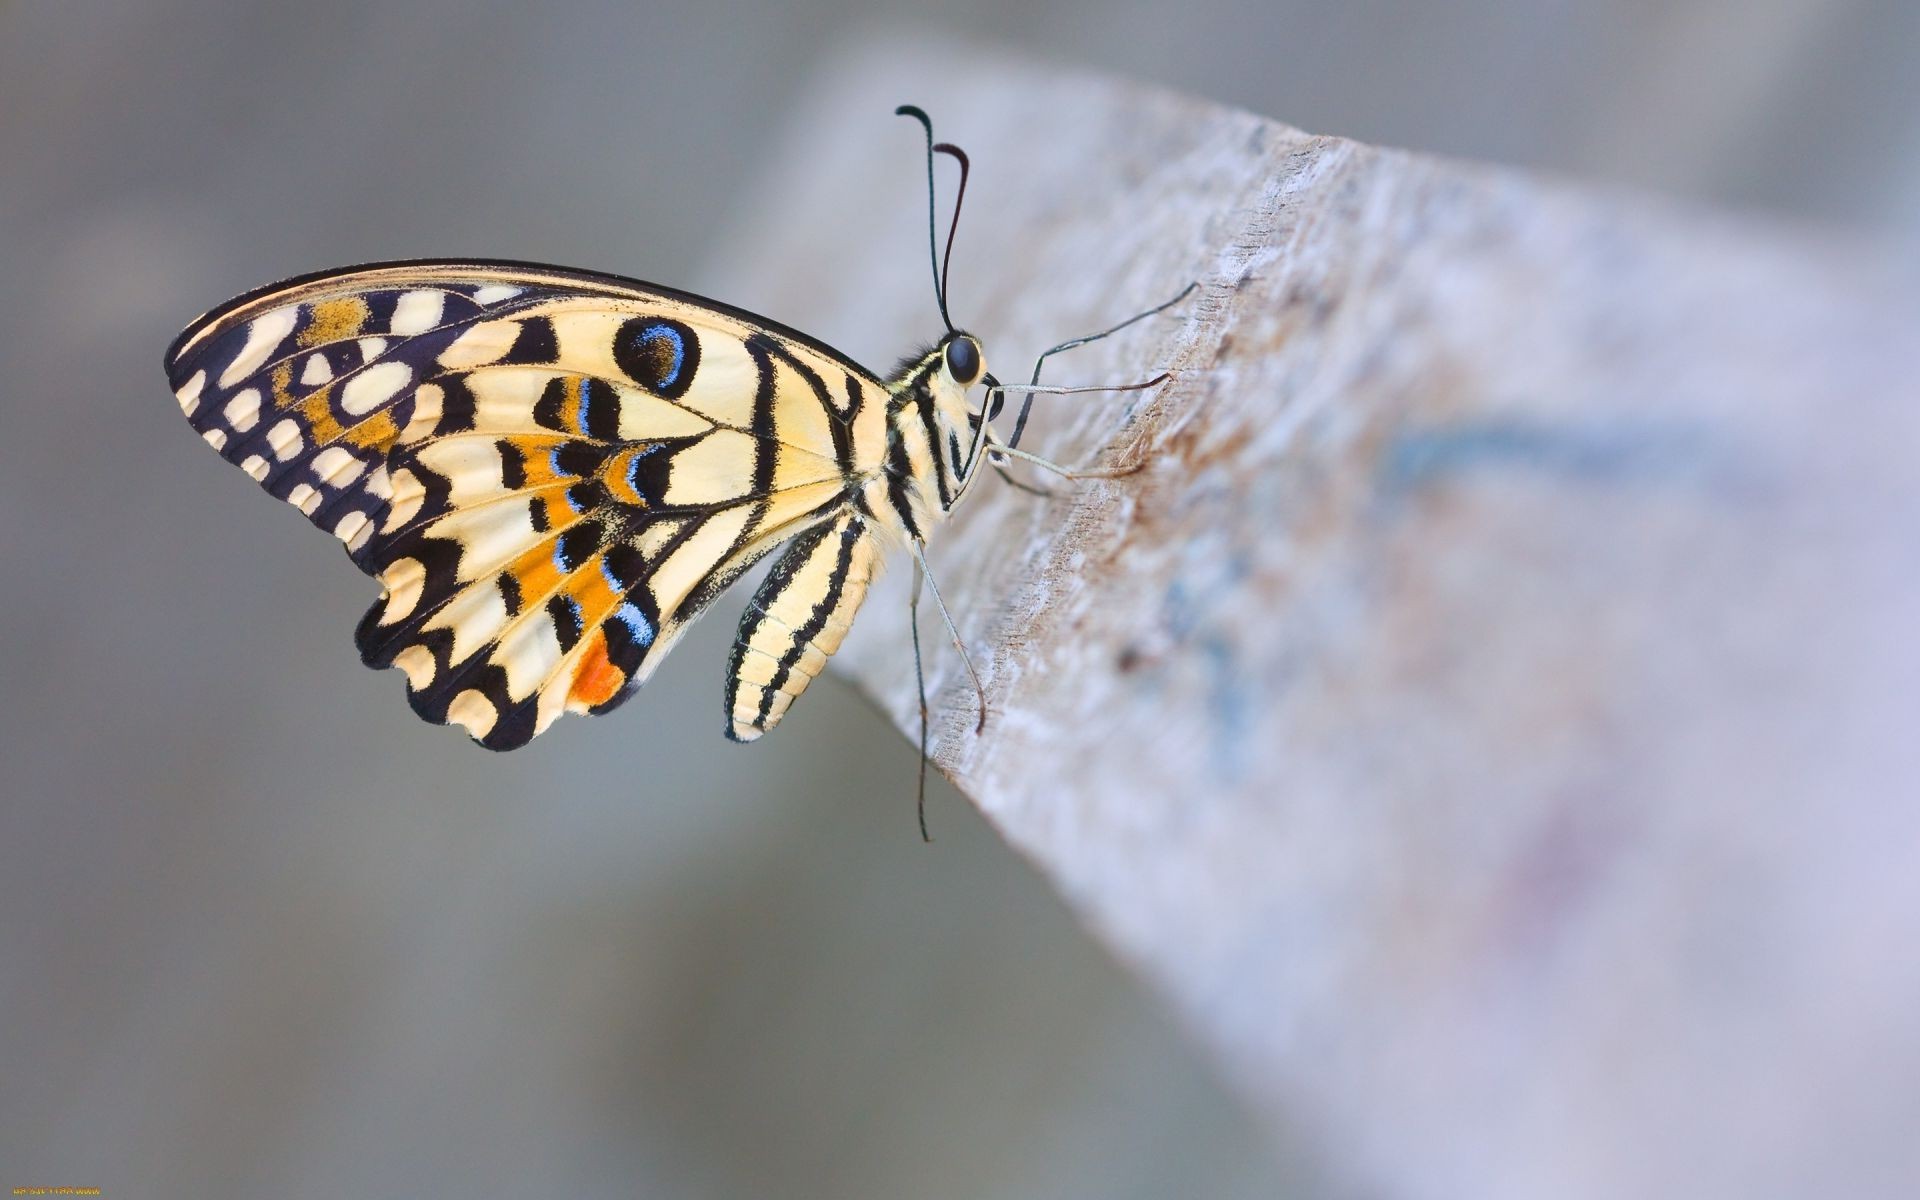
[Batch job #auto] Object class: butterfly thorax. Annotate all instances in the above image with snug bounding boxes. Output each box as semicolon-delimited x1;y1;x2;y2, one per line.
863;333;989;544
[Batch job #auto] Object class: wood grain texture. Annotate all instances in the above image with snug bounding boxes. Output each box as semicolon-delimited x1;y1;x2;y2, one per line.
703;39;1920;1199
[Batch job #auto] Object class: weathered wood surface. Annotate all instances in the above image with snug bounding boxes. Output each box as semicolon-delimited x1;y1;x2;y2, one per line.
703;40;1920;1200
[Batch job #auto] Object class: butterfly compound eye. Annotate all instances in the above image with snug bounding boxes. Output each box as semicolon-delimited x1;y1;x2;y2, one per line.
944;335;981;385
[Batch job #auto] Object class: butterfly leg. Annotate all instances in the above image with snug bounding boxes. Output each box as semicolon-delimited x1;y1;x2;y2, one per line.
987;281;1196;492
907;542;990;841
1005;281;1198;450
991;463;1058;498
989;442;1148;481
910;540;989;737
909;558;932;842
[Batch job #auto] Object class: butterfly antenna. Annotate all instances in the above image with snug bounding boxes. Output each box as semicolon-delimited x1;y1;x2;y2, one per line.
896;104;956;331
933;141;969;324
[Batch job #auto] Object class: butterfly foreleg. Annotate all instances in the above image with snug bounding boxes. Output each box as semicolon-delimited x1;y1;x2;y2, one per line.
1003;280;1198;450
989;462;1058;498
987;442;1148;481
724;509;880;743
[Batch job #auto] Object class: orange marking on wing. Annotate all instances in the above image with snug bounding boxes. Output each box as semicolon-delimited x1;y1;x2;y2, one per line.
568;559;619;614
568;630;624;708
515;438;573;487
506;541;564;601
530;495;563;529
550;375;580;434
344;410;400;451
602;445;653;508
298;388;345;443
301;296;371;347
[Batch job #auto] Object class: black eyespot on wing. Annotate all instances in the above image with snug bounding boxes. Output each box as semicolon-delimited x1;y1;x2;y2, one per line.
602;541;646;590
553;522;604;573
625;445;672;507
944;335;980;385
565;479;609;514
547;594;585;650
614;317;700;399
553;441;606;478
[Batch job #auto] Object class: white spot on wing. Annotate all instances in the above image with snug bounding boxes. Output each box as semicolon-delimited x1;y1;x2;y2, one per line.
335;510;371;545
357;337;388;362
380;557;426;623
287;483;321;514
222;388;261;433
300;354;334;387
267;419;303;461
311;445;366;487
241;454;270;481
390;289;446;336
176;370;206;415
393;644;436;690
218;306;298;387
201;428;228;451
447;689;499;739
474;284;522;305
341;360;414;416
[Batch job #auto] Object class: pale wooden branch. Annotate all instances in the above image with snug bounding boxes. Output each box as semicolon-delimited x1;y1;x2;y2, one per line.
703;38;1920;1199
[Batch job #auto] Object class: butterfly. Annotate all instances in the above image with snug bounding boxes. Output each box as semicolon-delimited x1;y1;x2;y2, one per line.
166;106;1189;832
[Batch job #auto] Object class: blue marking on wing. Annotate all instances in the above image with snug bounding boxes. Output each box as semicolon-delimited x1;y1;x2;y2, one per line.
644;325;684;388
613;602;654;647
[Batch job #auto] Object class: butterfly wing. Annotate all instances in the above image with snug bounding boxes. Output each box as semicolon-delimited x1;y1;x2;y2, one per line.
167;259;886;749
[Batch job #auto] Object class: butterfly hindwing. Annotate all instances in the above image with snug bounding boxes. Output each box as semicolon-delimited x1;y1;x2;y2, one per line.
167;260;886;748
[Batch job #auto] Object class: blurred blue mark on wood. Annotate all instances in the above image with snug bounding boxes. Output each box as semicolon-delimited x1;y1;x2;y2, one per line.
1159;562;1258;784
1377;416;1737;501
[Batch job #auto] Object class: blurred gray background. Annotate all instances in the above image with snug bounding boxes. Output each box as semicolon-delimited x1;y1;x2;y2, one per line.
2;3;1914;1198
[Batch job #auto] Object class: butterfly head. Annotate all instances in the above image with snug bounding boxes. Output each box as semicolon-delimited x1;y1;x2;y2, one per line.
943;331;983;388
905;330;993;435
881;330;1000;523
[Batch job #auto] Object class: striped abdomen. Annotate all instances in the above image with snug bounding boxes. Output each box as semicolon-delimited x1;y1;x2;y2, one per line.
725;510;881;742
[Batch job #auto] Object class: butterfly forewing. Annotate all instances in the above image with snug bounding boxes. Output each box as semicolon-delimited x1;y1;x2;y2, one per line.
167;260;892;749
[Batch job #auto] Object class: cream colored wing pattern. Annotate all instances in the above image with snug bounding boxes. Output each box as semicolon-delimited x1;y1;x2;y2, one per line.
166;259;896;749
